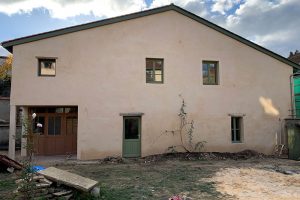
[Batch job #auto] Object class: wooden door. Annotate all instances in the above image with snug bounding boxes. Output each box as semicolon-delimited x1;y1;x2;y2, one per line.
31;107;77;155
123;117;141;157
65;115;77;154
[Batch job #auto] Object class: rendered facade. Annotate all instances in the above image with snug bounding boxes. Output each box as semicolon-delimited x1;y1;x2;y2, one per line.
2;5;299;160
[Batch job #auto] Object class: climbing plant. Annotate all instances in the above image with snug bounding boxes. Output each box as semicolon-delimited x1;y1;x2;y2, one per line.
165;95;206;153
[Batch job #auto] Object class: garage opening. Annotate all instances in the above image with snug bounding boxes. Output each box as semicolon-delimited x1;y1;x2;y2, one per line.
29;106;77;156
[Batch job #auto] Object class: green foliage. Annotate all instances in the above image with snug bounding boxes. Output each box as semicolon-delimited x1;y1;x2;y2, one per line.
0;174;17;199
0;55;12;80
17;114;38;199
73;190;101;200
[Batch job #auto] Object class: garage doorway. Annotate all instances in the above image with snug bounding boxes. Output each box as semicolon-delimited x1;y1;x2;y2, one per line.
29;107;77;156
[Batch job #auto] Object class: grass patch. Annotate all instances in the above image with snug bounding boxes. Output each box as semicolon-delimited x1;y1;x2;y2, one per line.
59;160;225;199
0;172;17;199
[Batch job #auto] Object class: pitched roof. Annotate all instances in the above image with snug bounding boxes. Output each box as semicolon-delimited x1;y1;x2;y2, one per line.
1;4;299;69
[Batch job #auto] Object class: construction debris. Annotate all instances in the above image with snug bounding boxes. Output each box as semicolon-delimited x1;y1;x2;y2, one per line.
15;167;100;199
38;167;98;192
0;154;22;172
142;150;266;163
90;186;101;197
101;156;124;164
15;174;72;199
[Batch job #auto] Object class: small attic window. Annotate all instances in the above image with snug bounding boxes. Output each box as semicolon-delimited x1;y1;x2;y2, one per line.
38;58;56;76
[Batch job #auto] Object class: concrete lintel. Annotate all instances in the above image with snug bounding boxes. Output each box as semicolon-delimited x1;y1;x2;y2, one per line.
228;113;246;117
119;112;144;117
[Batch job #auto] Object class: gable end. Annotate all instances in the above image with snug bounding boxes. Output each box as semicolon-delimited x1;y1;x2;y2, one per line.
1;4;299;69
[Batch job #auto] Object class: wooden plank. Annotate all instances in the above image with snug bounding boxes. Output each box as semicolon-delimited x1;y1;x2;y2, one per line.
38;167;98;192
0;154;22;170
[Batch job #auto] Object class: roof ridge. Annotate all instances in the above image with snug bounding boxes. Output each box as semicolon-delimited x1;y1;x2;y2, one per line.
1;4;299;69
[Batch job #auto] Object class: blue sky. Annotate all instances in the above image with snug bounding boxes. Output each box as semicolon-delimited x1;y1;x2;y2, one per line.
0;0;299;57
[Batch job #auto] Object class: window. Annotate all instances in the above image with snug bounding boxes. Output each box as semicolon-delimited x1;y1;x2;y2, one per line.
146;58;163;83
202;61;218;85
38;58;56;76
124;117;140;139
66;116;78;135
231;117;243;143
0;79;11;97
48;116;61;135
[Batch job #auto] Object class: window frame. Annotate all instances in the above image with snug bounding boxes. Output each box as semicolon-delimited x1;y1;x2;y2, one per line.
38;58;57;77
202;60;219;85
146;58;164;84
231;116;243;143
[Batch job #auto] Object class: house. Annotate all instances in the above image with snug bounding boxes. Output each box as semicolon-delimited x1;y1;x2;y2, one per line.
0;56;10;149
2;4;300;160
0;56;21;150
288;50;300;65
288;50;300;118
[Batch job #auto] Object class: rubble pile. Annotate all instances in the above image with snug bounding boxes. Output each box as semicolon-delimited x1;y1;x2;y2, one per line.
15;167;99;199
142;149;267;163
15;174;74;199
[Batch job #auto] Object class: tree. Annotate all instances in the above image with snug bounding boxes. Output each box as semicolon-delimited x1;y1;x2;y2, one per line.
0;55;12;80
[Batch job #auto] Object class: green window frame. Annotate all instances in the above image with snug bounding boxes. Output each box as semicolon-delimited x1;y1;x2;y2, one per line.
146;58;164;83
38;58;56;76
202;61;219;85
231;117;243;143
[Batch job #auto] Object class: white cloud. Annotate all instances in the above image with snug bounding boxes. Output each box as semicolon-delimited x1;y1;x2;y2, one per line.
0;0;299;56
150;0;209;17
0;0;146;19
211;0;240;15
221;0;300;56
150;0;195;8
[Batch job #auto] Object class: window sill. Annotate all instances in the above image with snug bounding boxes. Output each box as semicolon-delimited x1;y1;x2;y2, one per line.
146;82;164;84
231;142;243;144
0;97;10;100
38;75;56;77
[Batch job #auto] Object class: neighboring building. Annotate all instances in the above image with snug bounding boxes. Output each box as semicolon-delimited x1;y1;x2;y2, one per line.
289;50;300;65
0;56;9;123
2;5;300;160
0;56;20;150
0;56;10;149
288;50;300;118
0;56;7;65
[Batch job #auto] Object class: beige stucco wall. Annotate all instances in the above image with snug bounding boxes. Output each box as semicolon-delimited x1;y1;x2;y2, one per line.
11;10;292;160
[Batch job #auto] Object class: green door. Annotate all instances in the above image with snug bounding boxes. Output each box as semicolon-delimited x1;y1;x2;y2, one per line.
123;117;141;157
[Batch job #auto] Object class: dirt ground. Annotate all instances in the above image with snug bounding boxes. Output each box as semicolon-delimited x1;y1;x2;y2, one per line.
0;155;300;199
211;167;300;200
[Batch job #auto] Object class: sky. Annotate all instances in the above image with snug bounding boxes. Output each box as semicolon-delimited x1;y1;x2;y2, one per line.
0;0;299;57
